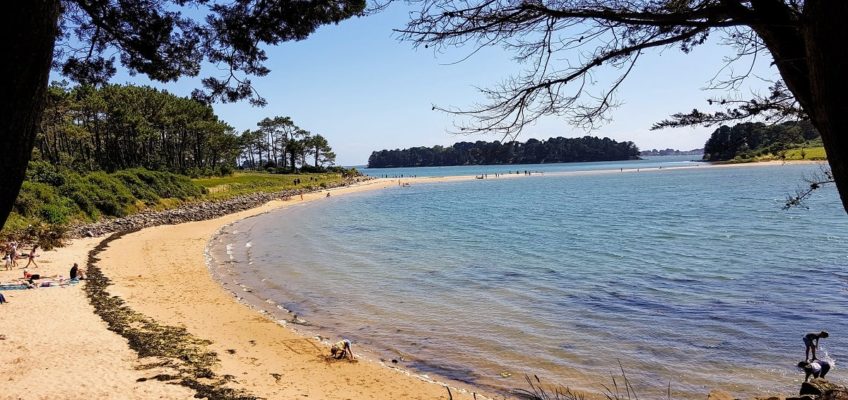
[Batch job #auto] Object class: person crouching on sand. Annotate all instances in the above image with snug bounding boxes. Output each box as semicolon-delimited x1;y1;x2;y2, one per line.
798;359;833;382
331;339;354;360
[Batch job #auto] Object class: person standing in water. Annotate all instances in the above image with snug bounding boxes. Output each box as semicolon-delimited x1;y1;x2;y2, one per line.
804;331;829;361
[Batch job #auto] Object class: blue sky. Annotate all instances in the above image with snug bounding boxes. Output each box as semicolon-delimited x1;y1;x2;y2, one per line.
108;5;779;166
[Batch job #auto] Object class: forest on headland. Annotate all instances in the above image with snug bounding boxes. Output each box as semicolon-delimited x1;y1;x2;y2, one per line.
367;136;640;168
3;83;357;243
702;120;823;162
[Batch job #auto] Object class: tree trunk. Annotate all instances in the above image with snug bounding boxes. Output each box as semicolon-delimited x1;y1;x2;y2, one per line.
802;1;848;213
0;0;61;228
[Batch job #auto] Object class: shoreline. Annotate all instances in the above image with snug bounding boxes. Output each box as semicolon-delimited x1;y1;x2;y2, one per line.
92;177;491;400
0;159;829;399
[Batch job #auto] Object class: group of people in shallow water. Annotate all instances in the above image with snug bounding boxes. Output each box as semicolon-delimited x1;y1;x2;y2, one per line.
799;331;833;382
3;241;39;271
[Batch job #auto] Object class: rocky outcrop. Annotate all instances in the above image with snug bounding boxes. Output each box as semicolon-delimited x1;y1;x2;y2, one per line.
783;379;848;400
67;179;359;238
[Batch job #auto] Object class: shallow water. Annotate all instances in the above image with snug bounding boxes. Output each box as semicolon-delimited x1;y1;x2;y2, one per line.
209;160;848;398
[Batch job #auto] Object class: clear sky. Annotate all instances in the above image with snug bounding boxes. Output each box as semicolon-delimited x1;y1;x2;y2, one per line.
108;5;779;166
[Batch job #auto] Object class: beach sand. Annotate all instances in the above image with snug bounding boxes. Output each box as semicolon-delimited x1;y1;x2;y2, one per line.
0;238;196;399
0;160;823;399
85;178;483;400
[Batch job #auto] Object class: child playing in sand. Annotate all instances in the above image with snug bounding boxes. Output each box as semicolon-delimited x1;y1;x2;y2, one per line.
804;331;829;361
330;339;354;360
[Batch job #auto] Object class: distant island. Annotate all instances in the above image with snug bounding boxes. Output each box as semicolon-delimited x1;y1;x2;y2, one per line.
641;148;703;156
367;136;639;168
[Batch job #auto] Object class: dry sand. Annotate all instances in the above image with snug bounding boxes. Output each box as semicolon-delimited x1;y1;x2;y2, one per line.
0;238;196;400
0;160;823;399
0;178;480;400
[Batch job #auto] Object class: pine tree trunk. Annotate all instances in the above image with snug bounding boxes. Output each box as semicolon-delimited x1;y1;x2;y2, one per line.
804;1;848;213
0;0;61;228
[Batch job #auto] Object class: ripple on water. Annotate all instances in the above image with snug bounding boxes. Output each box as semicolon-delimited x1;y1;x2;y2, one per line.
209;163;848;399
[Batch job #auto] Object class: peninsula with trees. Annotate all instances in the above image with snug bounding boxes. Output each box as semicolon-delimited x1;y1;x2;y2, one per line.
702;121;825;162
367;136;639;168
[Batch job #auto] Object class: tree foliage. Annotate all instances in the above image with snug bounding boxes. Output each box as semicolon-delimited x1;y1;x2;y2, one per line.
368;136;639;167
0;0;366;229
57;0;367;106
37;83;241;174
398;0;848;212
702;120;818;161
35;83;338;177
239;120;336;171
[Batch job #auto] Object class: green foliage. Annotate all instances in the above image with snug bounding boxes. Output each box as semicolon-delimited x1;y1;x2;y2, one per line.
703;121;821;162
6;165;207;234
784;146;827;161
367;136;640;168
37;84;242;174
195;172;344;199
14;182;79;225
115;169;205;202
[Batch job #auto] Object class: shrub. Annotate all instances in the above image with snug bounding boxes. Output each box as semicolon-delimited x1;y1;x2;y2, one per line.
217;165;234;176
26;161;66;186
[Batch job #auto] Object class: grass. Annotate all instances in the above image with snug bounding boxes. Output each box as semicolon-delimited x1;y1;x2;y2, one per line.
194;171;344;199
726;145;828;163
784;146;827;160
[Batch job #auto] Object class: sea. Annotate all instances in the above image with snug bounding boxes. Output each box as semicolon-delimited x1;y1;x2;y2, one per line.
207;156;848;398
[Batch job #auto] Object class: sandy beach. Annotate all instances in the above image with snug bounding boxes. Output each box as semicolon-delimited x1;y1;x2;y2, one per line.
0;177;487;400
0;160;827;399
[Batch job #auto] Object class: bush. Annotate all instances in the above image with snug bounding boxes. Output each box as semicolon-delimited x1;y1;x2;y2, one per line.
13;181;79;224
26;161;66;186
119;168;204;200
217;165;234;176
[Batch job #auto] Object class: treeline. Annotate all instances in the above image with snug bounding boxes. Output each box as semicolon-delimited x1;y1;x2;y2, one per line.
641;148;703;156
368;136;640;168
703;121;820;161
37;83;337;176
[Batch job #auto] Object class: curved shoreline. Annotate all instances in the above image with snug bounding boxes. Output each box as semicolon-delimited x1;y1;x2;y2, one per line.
92;177;492;400
1;160;825;399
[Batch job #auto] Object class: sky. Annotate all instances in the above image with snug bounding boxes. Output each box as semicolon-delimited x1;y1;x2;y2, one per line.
107;4;780;166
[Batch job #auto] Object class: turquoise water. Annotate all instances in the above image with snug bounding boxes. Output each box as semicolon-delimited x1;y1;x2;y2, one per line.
210;160;848;398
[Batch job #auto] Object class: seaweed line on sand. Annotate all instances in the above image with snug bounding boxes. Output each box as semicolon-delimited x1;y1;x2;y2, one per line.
85;229;261;400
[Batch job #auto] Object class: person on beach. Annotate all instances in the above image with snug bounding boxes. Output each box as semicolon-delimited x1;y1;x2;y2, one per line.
330;339;354;360
804;331;829;361
3;251;11;271
69;263;85;280
798;359;833;382
0;292;7;304
9;242;18;269
23;245;38;269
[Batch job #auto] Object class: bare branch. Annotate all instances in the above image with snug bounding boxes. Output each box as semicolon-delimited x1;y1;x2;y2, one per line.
784;165;836;210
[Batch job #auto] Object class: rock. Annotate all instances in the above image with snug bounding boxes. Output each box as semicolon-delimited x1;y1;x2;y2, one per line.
823;388;848;400
707;390;736;400
786;396;816;400
802;379;840;396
